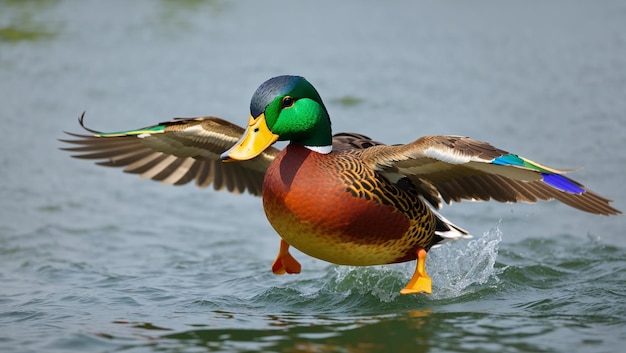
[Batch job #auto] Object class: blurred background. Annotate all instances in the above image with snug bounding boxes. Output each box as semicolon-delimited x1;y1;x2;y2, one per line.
2;1;625;352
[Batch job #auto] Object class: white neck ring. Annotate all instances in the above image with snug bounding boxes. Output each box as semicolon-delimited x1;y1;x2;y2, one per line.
304;145;332;154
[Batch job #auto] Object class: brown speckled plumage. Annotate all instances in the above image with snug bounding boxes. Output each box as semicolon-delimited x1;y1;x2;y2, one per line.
262;143;448;266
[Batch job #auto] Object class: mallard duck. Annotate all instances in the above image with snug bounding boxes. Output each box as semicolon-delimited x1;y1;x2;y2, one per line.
61;75;621;294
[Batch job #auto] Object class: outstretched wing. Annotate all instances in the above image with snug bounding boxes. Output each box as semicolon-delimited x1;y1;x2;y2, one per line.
60;113;280;196
359;135;620;215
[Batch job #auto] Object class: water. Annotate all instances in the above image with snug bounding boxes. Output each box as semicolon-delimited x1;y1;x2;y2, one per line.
2;0;626;352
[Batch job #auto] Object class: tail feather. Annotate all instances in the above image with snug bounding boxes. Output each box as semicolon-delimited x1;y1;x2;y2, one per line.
431;209;471;249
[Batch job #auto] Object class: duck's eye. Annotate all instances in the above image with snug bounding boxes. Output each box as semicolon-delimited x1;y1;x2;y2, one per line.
281;96;295;108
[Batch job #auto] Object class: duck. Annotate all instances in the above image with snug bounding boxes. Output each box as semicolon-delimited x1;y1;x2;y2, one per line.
61;75;621;294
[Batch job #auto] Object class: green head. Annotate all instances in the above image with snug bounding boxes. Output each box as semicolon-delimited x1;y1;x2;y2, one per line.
250;75;332;147
222;76;333;161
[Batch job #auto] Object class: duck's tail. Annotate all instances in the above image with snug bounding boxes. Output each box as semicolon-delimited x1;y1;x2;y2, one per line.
430;209;472;249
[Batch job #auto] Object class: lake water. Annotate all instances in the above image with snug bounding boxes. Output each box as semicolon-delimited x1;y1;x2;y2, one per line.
2;0;626;352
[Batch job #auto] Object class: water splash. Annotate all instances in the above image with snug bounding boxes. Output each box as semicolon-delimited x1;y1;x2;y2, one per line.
428;223;503;299
305;224;504;303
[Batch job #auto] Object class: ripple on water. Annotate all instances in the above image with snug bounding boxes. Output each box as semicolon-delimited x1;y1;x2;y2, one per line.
238;226;506;316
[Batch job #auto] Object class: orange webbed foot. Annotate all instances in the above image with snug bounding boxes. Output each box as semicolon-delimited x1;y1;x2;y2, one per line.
271;239;301;275
400;248;432;295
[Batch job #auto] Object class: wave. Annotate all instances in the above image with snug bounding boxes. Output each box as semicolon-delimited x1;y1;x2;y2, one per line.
247;225;505;312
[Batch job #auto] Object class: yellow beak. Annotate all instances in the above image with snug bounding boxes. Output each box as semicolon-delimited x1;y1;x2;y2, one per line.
221;113;279;161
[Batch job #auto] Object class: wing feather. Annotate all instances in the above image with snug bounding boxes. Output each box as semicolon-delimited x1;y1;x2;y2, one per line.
357;134;620;215
60;114;279;196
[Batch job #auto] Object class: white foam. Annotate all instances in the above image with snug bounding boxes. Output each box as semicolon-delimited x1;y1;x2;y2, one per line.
427;223;503;299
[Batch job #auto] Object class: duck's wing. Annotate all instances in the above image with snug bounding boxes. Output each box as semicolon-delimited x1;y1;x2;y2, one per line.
60;113;279;196
332;132;385;151
359;135;620;215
